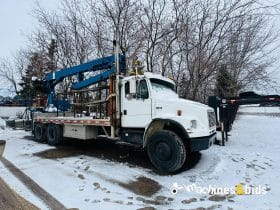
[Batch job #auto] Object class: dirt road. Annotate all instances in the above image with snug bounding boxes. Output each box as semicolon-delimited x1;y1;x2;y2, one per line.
0;157;68;210
0;176;39;210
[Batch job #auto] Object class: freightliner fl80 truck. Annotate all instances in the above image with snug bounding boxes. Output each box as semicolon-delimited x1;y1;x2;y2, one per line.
33;43;216;173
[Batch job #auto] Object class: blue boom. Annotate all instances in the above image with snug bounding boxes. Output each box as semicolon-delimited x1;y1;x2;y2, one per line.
44;54;125;108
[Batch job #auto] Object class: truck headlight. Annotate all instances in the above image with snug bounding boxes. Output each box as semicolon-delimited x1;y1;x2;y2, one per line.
190;120;197;129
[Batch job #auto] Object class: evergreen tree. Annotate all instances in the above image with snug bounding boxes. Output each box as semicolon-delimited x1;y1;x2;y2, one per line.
215;65;239;98
19;40;58;100
19;52;46;99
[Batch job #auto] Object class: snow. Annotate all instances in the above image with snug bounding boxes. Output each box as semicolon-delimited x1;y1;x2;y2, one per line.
239;105;280;114
0;160;49;209
0;106;280;209
31;76;40;81
0;118;5;129
45;104;57;112
0;106;26;118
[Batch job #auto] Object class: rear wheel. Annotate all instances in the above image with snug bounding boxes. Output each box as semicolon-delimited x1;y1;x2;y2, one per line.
34;124;47;142
47;124;63;146
147;130;186;173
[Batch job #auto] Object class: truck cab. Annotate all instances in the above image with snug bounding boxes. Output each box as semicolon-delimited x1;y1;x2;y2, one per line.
120;72;216;172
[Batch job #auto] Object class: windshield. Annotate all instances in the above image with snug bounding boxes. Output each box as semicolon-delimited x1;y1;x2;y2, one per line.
150;78;177;96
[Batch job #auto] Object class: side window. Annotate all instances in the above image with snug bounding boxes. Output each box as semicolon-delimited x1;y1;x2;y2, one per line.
136;80;149;99
125;82;130;96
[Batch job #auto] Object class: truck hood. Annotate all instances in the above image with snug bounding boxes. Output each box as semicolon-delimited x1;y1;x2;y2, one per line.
152;93;211;114
152;93;214;135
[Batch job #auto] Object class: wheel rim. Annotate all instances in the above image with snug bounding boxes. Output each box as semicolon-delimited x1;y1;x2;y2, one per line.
155;141;172;161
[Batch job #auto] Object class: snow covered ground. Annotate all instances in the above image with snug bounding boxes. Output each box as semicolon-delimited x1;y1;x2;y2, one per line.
238;105;280;114
0;105;279;210
0;106;26;119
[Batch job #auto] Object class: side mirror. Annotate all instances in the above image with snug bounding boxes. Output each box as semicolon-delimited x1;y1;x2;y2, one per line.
130;78;136;94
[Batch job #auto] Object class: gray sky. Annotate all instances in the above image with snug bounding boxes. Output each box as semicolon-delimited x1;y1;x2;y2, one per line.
0;0;58;59
0;0;59;96
0;0;279;96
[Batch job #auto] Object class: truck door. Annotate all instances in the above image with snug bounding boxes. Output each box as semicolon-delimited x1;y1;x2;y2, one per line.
121;79;152;127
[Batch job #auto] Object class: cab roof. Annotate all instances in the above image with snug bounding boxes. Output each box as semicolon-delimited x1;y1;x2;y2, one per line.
122;72;175;85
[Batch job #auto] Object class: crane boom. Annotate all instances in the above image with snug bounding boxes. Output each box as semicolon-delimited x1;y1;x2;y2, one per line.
44;54;125;106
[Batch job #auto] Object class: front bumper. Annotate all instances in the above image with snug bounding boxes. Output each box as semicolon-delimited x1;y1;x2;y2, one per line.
190;133;216;152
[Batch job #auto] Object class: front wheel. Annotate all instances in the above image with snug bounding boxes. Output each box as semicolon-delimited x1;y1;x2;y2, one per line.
147;130;186;173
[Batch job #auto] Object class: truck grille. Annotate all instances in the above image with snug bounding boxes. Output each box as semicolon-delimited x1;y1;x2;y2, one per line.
208;111;216;128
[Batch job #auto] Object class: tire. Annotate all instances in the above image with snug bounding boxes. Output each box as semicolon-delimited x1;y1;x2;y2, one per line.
147;130;186;173
47;124;63;146
34;124;47;142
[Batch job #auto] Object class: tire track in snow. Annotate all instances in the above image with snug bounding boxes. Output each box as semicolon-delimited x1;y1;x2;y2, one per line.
0;157;68;210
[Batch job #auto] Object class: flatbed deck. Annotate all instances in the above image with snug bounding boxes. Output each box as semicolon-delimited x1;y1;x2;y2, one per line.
35;116;111;126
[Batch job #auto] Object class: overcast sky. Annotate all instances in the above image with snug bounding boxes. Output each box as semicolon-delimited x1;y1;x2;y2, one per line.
0;0;279;96
0;0;58;59
0;0;59;96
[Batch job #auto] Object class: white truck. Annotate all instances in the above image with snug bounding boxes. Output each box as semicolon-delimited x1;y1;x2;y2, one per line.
33;46;216;173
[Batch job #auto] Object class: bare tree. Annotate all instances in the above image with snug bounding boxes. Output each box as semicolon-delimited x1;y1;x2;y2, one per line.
138;0;172;72
87;0;143;68
0;50;30;95
2;0;278;102
177;0;279;102
32;0;95;68
221;8;278;95
0;59;19;94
